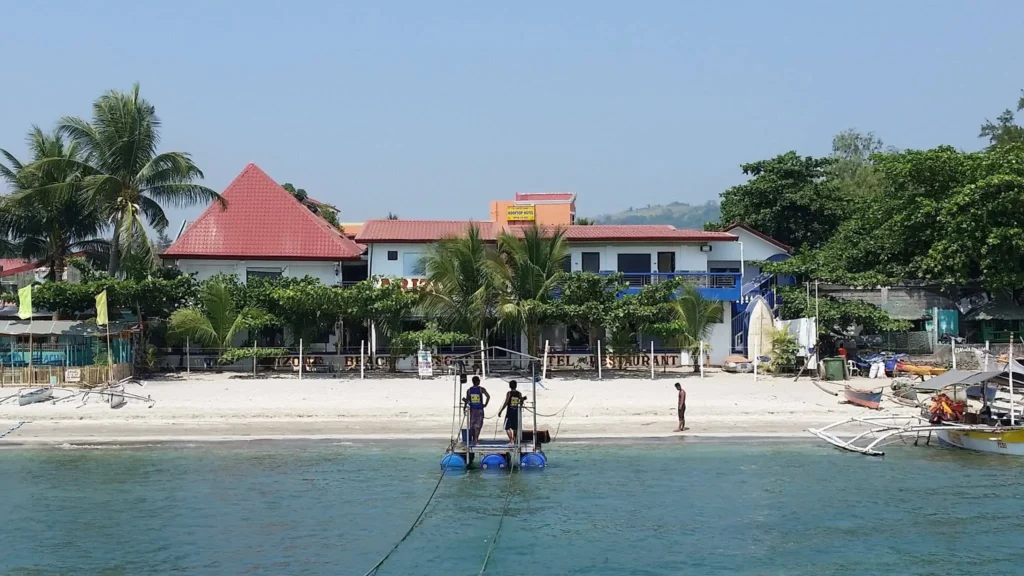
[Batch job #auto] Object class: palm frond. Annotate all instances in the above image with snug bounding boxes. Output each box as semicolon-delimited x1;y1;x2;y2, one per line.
144;183;224;209
168;307;219;348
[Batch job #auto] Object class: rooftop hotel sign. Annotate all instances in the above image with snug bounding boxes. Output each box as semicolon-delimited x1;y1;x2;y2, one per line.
506;204;536;222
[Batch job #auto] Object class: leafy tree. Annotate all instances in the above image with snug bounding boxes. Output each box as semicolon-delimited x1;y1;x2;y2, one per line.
26;83;224;275
489;225;569;356
272;280;346;345
979;89;1024;149
574;217;596;225
340;279;418;370
775;285;910;336
828;129;890;198
719;152;845;248
0;128;107;280
542;272;624;349
604;278;684;361
649;284;724;372
282;182;340;227
389;328;472;360
419;223;494;340
168;280;258;350
386;212;399;220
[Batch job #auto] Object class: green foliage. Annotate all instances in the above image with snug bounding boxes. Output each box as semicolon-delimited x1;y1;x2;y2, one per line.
168;280;256;349
605;278;684;354
31;270;199;320
273;280;346;345
23;83;223;275
419;223;493;339
648;284;724;372
389;329;472;359
828;129;889;198
720;152;846;249
775;285;911;336
217;347;289;364
490;225;570;356
543;272;625;348
979;89;1024;149
766;327;799;374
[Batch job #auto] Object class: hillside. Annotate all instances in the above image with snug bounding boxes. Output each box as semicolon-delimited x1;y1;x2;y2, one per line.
590;201;720;229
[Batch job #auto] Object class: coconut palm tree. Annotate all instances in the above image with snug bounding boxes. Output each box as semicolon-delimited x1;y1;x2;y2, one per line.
489;225;569;356
667;283;724;372
0;128;108;280
419;223;494;340
25;83;224;275
168;280;256;350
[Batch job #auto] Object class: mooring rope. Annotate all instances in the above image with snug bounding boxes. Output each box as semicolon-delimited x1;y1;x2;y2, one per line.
478;467;516;575
0;421;28;439
524;394;575;418
362;456;451;576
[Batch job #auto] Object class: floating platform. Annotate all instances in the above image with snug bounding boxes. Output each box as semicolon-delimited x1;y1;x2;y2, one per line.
442;428;551;470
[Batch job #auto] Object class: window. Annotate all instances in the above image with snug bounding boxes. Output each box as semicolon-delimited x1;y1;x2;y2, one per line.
403;252;424;276
581;252;600;273
387;250;398;261
246;268;283;281
562;257;571;273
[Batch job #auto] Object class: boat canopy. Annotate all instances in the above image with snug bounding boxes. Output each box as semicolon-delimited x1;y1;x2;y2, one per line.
913;370;1003;391
0;320;132;337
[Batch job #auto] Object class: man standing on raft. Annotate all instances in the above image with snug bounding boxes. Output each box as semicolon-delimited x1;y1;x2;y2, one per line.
464;376;490;445
497;380;526;445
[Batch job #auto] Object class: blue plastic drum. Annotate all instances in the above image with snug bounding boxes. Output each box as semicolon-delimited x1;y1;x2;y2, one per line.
520;453;547;468
480;454;507;470
440;453;466;470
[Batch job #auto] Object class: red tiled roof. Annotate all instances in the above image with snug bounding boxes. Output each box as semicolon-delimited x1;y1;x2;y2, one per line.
0;258;34;277
356;220;494;243
357;221;735;243
514;192;576;202
163;164;364;260
722;222;792;253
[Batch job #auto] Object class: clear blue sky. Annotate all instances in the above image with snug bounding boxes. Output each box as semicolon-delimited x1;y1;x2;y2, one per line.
2;1;1022;228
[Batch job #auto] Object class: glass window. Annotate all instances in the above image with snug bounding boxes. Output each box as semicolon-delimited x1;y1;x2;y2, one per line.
581;252;600;272
403;253;424;276
387;250;398;261
246;268;283;281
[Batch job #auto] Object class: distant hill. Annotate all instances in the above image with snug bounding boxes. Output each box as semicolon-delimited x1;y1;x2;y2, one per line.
590;201;720;229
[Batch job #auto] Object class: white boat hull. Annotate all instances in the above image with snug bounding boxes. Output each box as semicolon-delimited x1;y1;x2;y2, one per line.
934;428;1024;456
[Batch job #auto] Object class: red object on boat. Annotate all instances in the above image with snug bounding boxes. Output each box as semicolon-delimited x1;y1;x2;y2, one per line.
844;387;882;410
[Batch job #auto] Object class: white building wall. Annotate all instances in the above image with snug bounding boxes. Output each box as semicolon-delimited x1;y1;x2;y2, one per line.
707;304;733;365
567;243;718;273
368;243;431;278
709;230;789;287
169;259;342;285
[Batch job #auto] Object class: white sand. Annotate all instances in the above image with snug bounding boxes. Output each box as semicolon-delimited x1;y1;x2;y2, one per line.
0;371;918;445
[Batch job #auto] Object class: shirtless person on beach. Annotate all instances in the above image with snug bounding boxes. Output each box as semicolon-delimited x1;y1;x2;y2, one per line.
674;383;687;432
464;376;490;445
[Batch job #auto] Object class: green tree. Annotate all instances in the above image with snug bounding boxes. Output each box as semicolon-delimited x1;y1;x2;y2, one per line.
489;225;569;356
0;128;108;279
26;83;224;275
719;152;845;248
775;285;910;336
282;183;340;227
828;129;889;198
168;280;257;350
419;223;494;340
649;284;724;372
604;278;684;361
979;89;1024;149
273;280;346;345
574;217;596;225
543;272;624;350
341;279;418;370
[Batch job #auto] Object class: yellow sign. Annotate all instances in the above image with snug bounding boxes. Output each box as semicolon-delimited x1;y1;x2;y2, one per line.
95;290;109;326
506;204;536;222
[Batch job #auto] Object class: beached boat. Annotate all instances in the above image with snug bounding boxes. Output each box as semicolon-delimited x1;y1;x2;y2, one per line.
18;387;53;406
843;387;882;409
932;428;1024;456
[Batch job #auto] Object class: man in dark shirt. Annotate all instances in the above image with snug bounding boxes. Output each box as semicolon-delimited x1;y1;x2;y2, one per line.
497;380;526;445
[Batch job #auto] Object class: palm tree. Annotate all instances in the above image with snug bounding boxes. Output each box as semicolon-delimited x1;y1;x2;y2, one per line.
0;128;108;280
25;83;224;275
168;280;255;350
667;283;724;372
419;223;494;340
489;225;569;356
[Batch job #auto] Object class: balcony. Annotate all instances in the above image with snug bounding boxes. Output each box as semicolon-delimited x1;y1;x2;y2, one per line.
599;271;742;301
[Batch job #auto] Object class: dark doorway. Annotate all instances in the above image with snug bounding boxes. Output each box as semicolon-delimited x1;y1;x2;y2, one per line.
617;253;652;286
657;252;676;274
582;252;600;273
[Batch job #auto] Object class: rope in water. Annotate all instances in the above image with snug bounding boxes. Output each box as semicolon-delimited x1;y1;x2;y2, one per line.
478;467;516;575
362;457;451;576
524;394;575;418
0;421;27;439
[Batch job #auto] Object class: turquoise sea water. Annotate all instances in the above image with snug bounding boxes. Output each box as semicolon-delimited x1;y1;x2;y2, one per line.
2;439;1024;575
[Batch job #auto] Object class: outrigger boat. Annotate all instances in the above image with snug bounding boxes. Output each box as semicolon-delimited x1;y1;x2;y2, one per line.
810;367;1024;457
440;347;551;471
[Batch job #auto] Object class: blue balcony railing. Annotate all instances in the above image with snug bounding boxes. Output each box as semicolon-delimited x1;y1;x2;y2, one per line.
597;271;742;301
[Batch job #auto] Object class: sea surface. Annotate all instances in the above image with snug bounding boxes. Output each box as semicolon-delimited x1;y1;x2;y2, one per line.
2;439;1024;575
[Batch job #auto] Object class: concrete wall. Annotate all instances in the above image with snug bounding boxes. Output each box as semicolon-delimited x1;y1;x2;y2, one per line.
566;243;717;273
168;258;343;285
707;303;733;364
367;243;431;279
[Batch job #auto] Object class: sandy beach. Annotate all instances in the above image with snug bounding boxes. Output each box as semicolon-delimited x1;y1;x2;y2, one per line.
0;371;920;446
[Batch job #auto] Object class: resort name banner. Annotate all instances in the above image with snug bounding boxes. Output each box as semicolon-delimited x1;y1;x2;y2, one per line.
506;204;536;222
343;352;693;371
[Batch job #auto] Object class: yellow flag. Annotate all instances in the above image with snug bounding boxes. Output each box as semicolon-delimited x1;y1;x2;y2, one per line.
17;285;32;320
96;290;108;326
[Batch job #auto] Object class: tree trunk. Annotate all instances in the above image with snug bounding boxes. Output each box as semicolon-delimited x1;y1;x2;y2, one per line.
107;232;120;276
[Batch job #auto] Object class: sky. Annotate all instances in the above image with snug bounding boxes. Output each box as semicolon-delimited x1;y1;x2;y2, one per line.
2;1;1022;229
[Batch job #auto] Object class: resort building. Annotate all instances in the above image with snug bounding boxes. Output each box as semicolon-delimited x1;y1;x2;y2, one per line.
163;163;794;364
